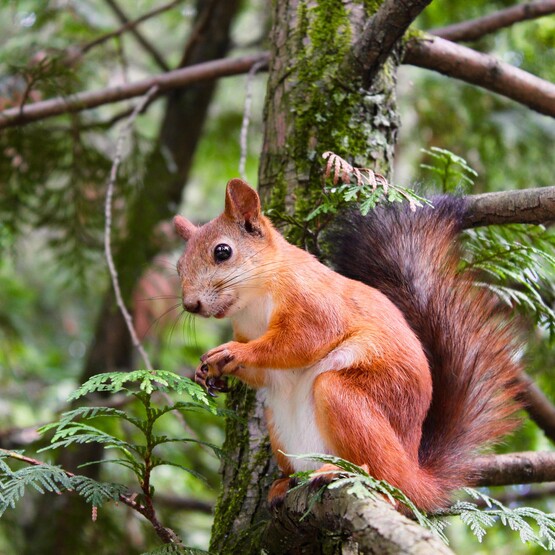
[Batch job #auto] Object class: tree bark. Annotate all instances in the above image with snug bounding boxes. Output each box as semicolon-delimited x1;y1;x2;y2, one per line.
265;484;454;554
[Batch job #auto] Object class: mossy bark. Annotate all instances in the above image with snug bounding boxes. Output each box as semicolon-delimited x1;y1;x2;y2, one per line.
211;1;407;553
259;0;400;248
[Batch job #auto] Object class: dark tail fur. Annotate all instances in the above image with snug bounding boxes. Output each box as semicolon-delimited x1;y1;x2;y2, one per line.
330;196;523;502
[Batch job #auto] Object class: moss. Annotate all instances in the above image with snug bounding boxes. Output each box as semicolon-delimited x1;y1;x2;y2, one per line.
279;0;398;249
209;384;274;555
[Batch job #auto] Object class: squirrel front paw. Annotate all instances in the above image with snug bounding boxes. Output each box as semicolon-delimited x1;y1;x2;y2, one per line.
196;342;244;396
195;363;229;397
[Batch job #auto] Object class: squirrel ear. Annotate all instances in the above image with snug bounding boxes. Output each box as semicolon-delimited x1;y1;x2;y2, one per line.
174;215;197;241
224;178;262;233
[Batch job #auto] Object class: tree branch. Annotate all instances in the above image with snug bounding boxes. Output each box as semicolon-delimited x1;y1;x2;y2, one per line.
518;374;555;444
462;186;555;227
404;34;555;118
0;448;180;543
475;451;555;487
264;483;454;554
431;0;555;43
81;0;185;57
103;0;171;72
351;0;433;85
0;53;269;129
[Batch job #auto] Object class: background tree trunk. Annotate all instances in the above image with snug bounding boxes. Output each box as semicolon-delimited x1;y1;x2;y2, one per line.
24;2;240;553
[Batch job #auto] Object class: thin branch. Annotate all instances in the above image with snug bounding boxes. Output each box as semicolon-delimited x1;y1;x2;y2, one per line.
81;0;185;57
0;53;269;129
0;448;180;544
239;60;266;180
178;0;219;68
462;185;555;228
475;451;555;486
404;34;555;118
104;87;159;371
156;493;213;514
518;373;555;444
351;0;433;86
103;0;171;72
431;0;555;43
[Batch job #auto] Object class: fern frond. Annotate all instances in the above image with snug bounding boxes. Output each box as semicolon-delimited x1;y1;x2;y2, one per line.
70;475;129;507
69;370;210;405
0;462;71;516
462;224;555;339
311;152;431;220
451;488;555;548
39;423;137;454
39;406;145;436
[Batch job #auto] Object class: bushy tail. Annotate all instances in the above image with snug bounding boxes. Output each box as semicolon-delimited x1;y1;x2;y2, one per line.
330;196;523;500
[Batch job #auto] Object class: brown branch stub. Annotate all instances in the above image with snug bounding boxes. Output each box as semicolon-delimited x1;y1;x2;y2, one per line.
432;0;555;42
352;0;432;85
264;483;454;554
0;53;269;129
475;451;555;486
463;186;555;228
404;34;555;118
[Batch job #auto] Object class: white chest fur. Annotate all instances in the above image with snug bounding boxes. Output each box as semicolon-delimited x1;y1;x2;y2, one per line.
265;368;330;472
232;293;273;341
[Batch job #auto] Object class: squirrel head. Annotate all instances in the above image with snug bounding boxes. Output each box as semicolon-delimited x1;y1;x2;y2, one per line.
175;178;276;319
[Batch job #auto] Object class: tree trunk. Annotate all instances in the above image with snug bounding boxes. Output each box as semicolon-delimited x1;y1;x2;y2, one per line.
210;1;428;553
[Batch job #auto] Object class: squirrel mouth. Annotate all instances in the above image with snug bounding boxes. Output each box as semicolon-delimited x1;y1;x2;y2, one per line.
214;301;233;319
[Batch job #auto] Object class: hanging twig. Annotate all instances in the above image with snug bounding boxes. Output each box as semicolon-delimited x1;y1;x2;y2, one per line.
104;86;159;371
239;60;266;180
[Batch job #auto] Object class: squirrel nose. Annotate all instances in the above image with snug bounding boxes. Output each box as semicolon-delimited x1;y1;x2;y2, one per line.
183;299;202;314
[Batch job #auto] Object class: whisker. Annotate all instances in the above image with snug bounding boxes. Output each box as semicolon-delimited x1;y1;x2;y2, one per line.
141;303;182;339
136;295;182;301
215;244;271;288
168;308;187;344
214;261;299;291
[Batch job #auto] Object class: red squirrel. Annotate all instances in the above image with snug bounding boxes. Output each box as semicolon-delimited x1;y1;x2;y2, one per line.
174;178;522;512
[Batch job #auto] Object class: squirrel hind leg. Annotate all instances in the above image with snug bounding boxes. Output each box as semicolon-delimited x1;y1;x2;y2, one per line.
312;369;445;512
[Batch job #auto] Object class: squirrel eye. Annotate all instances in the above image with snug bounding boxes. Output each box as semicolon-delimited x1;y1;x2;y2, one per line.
214;243;232;262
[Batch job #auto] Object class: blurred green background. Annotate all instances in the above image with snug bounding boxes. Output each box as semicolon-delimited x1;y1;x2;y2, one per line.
0;1;554;553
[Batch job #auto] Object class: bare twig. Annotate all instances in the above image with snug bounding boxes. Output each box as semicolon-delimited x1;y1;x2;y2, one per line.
432;0;555;43
103;0;171;72
404;34;555;118
0;53;269;129
239;60;266;180
81;0;185;57
104;87;159;371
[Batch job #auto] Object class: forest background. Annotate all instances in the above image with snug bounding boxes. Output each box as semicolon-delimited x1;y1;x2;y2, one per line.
1;0;555;554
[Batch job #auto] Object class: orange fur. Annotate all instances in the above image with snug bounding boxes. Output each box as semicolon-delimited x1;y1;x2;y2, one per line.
175;179;522;511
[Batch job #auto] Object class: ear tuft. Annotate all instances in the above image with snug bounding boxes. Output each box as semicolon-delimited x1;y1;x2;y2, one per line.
224;178;262;233
174;215;197;241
